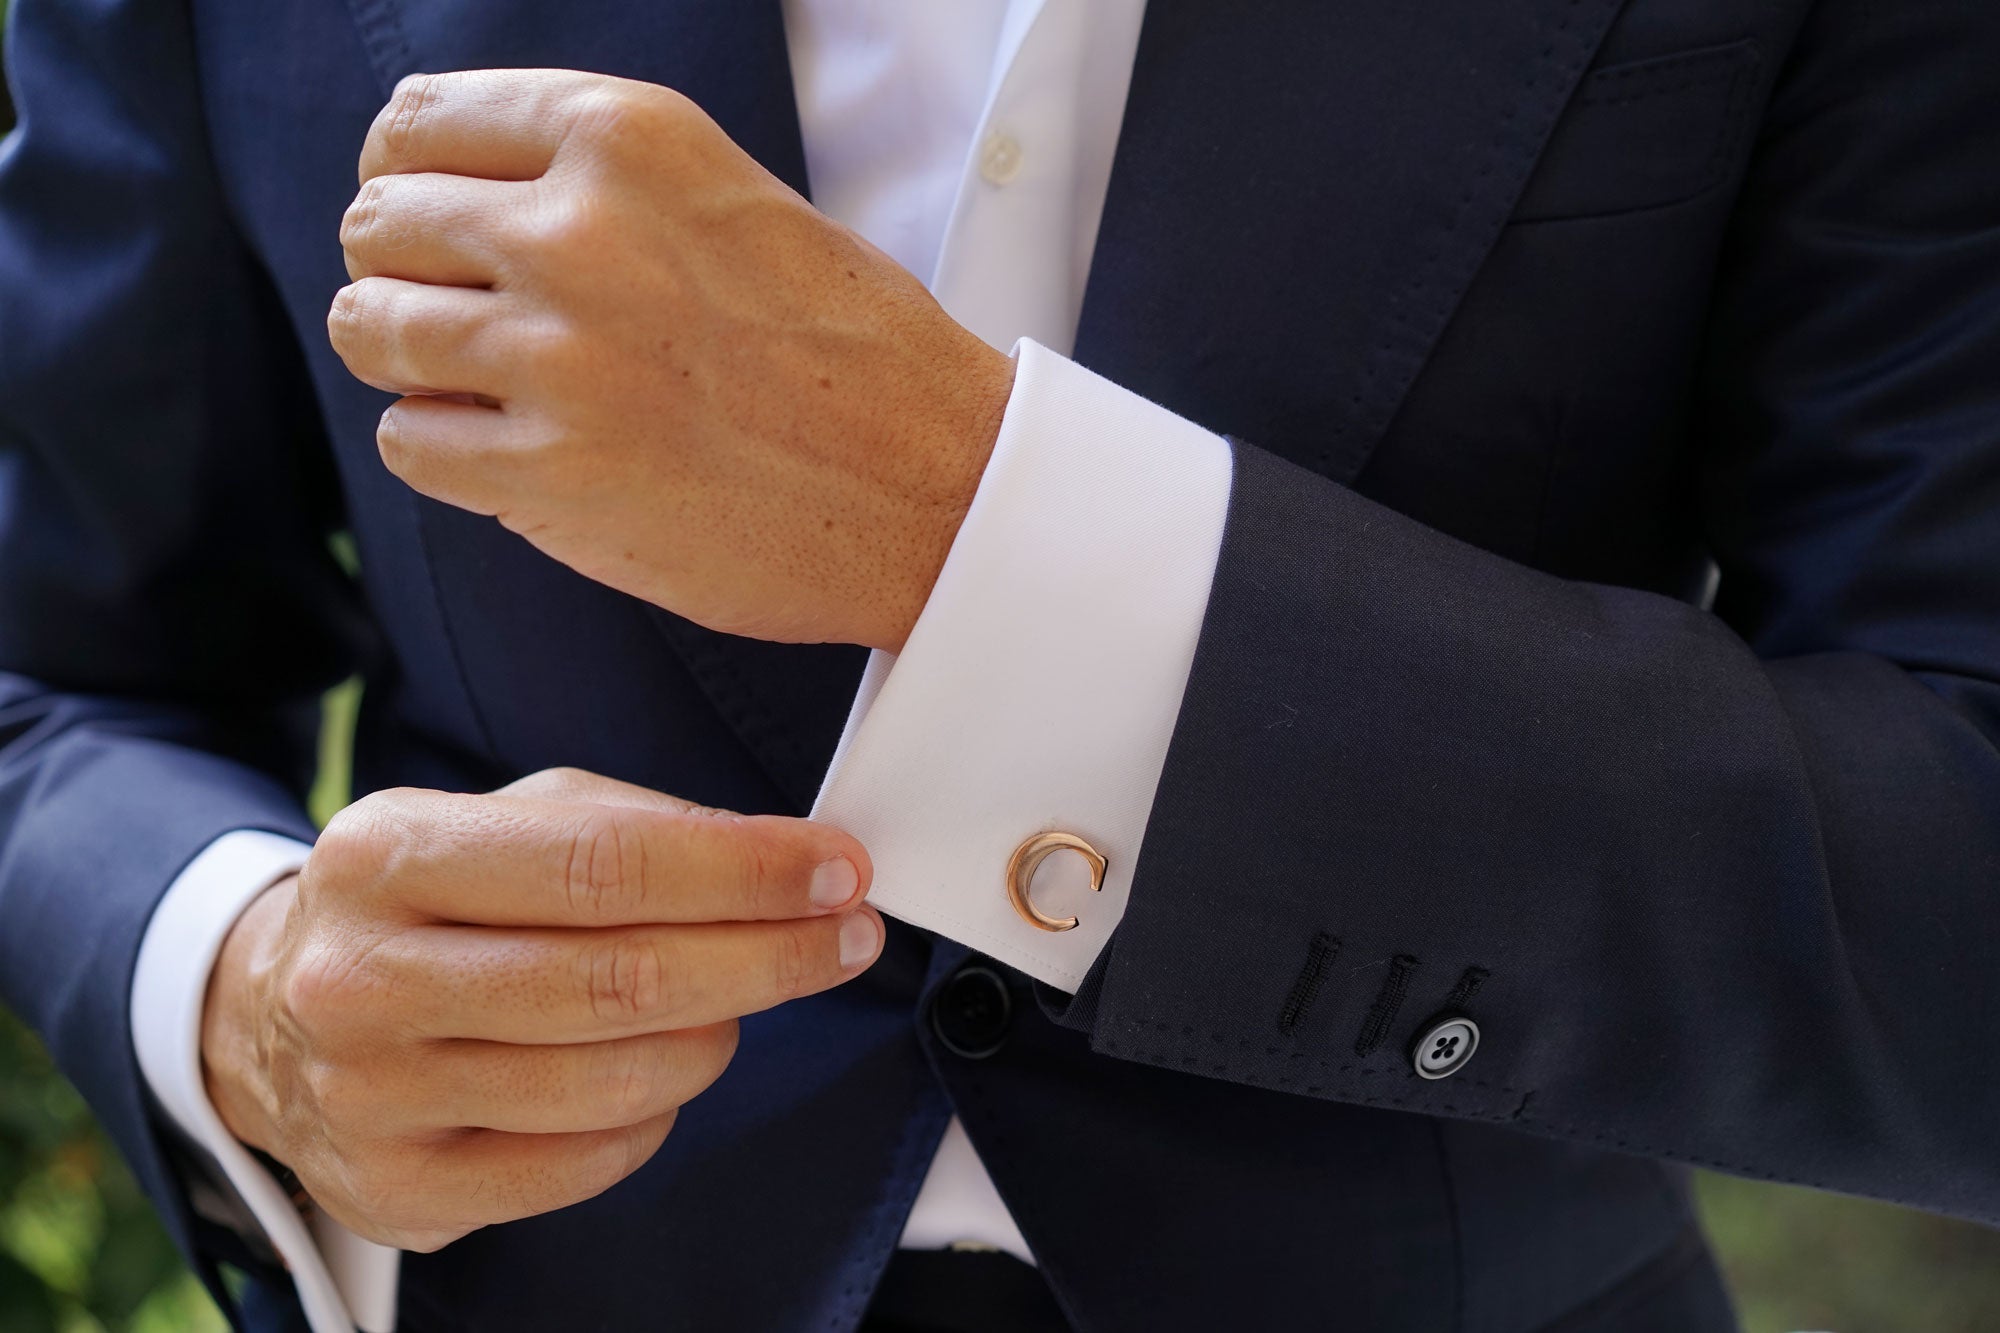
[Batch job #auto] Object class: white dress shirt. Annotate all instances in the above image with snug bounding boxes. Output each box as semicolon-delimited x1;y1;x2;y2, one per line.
128;2;1233;1328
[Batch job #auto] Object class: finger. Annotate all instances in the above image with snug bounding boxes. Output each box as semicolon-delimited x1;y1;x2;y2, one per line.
328;788;871;926
351;1110;678;1246
360;68;635;185
328;276;515;398
372;392;530;515
342;171;524;286
389;909;885;1042
415;1023;737;1134
441;1111;679;1236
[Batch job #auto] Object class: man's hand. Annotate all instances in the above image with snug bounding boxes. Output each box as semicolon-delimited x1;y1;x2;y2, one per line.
199;768;882;1251
328;69;1015;651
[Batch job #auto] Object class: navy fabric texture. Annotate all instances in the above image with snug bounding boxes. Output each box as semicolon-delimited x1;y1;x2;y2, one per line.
3;0;1997;1329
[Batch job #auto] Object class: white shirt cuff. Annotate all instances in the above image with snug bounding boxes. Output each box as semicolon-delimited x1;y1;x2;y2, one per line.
812;338;1233;990
131;830;400;1333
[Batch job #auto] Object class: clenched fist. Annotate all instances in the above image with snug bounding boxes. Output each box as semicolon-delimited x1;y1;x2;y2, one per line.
199;768;882;1251
328;68;1015;651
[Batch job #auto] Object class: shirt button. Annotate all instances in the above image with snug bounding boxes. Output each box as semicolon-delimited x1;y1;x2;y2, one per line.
930;964;1013;1059
979;131;1025;186
1410;1015;1481;1080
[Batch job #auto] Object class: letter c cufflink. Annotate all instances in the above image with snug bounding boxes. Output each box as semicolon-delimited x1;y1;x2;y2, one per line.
1006;832;1106;933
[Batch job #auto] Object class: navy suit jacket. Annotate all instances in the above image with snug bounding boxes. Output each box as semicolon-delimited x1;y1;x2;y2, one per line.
3;0;1998;1328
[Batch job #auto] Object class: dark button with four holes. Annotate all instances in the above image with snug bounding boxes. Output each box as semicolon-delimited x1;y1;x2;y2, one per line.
930;964;1013;1059
1411;1014;1480;1080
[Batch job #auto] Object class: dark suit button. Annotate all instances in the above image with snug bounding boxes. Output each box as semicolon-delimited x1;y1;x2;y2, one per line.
1411;1015;1480;1080
930;964;1013;1060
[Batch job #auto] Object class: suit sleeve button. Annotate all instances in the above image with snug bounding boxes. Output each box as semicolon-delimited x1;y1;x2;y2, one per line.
1411;1015;1480;1079
930;964;1013;1060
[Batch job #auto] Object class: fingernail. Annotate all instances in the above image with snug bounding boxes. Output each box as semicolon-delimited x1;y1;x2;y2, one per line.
838;912;880;971
810;857;860;910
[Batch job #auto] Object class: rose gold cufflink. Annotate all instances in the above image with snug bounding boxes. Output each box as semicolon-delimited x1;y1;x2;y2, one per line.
1006;832;1106;933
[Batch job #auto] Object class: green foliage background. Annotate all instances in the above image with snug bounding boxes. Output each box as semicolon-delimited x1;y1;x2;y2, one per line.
4;9;2000;1331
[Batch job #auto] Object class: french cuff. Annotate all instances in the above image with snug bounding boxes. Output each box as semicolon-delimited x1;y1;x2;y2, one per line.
812;338;1232;991
131;830;399;1333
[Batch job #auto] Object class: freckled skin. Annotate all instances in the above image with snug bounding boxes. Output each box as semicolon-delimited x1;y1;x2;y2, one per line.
328;68;1016;652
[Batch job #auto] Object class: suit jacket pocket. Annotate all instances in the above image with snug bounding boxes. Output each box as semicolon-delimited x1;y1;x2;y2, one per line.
1511;38;1762;223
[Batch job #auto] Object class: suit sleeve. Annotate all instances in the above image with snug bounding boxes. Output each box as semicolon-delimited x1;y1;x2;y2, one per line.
0;0;372;1296
1047;0;2000;1225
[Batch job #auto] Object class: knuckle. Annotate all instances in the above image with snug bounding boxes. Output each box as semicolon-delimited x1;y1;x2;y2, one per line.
565;83;695;175
380;73;444;168
325;1139;467;1245
519;190;604;266
315;788;419;893
738;834;778;903
567;84;650;146
564;1144;621;1205
600;1042;667;1122
311;804;371;882
375;402;416;480
301;1056;375;1136
339;1155;409;1230
505;766;590;800
279;942;386;1035
527;316;591;388
578;933;666;1023
579;1118;666;1199
327;280;416;370
627;83;698;138
630;85;697;142
339;177;391;254
325;282;369;351
563;811;646;923
769;924;816;1002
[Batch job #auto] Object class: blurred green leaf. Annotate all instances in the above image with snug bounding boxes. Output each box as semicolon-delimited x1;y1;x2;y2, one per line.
0;1246;63;1333
309;675;360;829
1698;1171;2000;1333
0;1009;228;1330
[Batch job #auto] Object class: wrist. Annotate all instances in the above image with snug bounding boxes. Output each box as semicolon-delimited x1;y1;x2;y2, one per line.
869;339;1015;654
200;874;296;1159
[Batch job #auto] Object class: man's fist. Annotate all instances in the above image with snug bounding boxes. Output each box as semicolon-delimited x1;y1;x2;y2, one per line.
328;69;1015;651
198;768;882;1251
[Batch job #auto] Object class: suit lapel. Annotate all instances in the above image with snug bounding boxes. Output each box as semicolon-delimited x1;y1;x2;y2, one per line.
1075;0;1632;486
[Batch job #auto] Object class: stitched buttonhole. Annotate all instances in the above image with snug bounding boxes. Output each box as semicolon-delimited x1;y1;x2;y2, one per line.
1277;931;1342;1035
1444;966;1490;1012
1354;955;1420;1057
